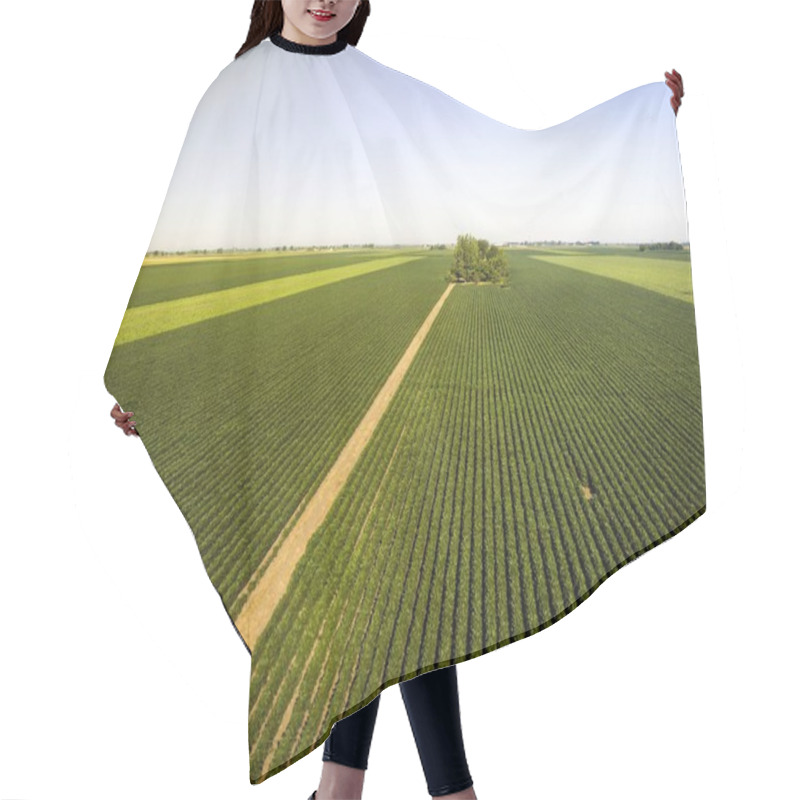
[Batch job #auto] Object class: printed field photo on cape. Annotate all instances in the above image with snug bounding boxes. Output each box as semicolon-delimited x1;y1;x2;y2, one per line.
104;34;704;784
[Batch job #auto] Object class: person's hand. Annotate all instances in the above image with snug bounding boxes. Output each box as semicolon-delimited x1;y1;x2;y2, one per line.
111;402;139;437
665;69;684;116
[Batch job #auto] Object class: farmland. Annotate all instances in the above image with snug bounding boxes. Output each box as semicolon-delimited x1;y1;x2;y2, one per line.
104;244;704;782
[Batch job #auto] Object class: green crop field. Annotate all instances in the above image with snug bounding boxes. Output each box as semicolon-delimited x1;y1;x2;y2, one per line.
104;245;705;781
525;245;694;303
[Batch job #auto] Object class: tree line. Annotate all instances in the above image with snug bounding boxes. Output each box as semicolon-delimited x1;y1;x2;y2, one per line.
638;241;685;251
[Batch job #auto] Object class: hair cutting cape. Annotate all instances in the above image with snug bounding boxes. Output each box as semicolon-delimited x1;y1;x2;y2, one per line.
104;32;705;785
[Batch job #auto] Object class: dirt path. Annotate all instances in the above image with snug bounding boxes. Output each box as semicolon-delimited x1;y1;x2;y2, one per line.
235;282;456;650
248;423;408;780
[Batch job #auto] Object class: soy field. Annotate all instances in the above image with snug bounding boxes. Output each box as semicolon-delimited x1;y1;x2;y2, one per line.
104;244;705;783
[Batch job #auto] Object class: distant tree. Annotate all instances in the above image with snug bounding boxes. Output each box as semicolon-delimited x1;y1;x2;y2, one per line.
447;234;509;285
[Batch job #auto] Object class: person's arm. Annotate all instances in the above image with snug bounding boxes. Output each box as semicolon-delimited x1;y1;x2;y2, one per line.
665;69;684;115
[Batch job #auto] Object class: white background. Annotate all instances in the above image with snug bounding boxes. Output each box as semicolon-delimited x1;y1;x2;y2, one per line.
1;1;797;798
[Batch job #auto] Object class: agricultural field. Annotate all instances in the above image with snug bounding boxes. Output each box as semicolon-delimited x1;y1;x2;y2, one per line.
104;244;705;782
526;245;694;302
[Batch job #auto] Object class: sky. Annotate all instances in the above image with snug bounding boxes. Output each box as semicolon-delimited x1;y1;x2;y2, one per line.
146;31;688;252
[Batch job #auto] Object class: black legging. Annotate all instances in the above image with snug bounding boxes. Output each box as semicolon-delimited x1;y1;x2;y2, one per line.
323;664;473;797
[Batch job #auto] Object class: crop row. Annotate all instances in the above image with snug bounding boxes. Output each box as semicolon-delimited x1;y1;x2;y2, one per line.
245;250;705;780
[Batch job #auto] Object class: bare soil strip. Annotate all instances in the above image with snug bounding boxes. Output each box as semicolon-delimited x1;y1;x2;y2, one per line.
249;422;408;774
233;483;314;615
235;282;455;650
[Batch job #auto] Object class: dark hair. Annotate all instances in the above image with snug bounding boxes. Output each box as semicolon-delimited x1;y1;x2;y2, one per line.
235;1;371;59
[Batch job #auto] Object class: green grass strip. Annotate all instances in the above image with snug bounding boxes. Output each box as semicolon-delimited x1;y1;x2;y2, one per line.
113;255;423;345
529;254;694;303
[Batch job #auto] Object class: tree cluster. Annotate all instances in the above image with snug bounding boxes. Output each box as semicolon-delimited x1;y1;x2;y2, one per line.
447;234;510;285
638;241;685;251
